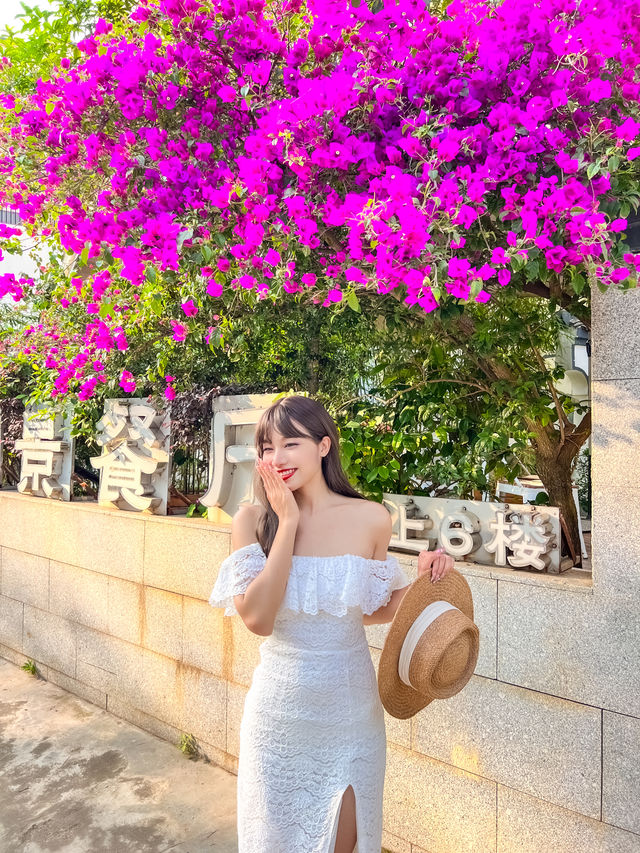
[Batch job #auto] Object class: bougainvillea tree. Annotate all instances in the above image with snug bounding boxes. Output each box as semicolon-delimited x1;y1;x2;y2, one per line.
2;0;640;394
1;0;639;554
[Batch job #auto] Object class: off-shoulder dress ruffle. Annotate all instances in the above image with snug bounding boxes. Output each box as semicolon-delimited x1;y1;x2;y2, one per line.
208;540;410;617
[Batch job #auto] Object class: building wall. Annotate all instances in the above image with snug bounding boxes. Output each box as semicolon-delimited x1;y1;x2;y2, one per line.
1;289;639;852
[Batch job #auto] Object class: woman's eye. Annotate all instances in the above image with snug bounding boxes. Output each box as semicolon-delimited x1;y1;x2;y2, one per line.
263;443;297;450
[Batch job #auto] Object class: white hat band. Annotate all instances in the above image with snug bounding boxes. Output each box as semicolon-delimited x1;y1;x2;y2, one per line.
398;601;460;689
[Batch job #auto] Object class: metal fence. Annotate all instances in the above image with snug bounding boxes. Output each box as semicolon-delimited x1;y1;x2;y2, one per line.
170;438;211;502
0;208;21;226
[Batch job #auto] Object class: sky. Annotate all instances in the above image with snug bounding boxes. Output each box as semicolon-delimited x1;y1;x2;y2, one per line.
0;0;40;35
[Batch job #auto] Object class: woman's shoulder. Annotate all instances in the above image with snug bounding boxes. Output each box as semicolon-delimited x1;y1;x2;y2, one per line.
232;502;265;548
340;497;393;546
348;496;391;522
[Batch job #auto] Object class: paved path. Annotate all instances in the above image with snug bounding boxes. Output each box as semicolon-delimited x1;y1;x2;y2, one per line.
0;658;238;852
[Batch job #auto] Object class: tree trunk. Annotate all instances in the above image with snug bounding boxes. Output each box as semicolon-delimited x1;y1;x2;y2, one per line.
528;410;591;566
534;448;581;564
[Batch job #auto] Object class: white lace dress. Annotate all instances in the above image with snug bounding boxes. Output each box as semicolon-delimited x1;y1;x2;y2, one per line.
208;541;410;853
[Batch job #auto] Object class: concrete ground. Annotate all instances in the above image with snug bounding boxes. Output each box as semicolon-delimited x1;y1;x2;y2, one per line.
0;658;238;853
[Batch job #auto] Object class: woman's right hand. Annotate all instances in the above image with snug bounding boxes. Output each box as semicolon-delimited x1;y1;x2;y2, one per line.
256;458;300;524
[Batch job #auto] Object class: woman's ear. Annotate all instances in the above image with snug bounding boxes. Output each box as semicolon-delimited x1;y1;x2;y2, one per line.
320;435;331;457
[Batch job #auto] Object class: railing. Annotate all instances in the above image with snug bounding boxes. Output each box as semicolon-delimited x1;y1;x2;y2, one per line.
169;438;211;512
0;208;21;226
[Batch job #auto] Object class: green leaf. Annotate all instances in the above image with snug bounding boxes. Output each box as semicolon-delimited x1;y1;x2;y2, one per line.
341;439;355;457
570;271;586;294
586;162;599;180
346;290;361;313
524;259;539;281
45;99;55;115
177;227;193;251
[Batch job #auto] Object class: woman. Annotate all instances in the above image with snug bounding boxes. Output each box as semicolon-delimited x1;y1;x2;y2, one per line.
209;395;453;853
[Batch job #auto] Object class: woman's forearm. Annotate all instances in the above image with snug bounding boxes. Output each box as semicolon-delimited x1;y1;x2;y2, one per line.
236;517;298;635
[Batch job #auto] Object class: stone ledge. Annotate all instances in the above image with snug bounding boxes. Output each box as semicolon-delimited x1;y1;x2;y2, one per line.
392;549;593;594
0;489;233;535
0;491;593;595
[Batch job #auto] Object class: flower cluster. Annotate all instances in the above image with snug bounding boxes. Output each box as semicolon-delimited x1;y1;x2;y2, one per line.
1;0;640;399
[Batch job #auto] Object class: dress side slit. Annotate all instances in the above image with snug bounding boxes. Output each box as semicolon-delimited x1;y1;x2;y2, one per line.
329;783;358;853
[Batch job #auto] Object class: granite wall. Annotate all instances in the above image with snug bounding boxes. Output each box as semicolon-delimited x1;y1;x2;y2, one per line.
0;288;638;852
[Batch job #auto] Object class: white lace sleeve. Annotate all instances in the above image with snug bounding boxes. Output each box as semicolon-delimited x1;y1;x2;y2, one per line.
360;554;411;616
208;541;267;617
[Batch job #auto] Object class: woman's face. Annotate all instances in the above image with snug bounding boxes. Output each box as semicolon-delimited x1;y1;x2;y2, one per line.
260;427;329;489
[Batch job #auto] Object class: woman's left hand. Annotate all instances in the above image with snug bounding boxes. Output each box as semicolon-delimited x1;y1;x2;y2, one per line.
417;547;455;583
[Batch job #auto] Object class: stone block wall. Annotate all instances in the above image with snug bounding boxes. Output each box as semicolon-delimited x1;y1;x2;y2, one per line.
1;289;639;852
0;486;637;852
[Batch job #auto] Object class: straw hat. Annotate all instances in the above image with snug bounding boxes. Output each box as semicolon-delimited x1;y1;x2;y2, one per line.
378;569;480;719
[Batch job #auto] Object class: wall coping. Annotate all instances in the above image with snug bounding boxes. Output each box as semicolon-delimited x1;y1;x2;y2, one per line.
0;489;593;595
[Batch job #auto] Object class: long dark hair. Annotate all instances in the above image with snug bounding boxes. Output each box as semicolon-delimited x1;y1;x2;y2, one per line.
253;395;366;555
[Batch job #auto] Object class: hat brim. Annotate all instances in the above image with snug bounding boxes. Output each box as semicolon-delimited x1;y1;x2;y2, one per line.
378;569;476;720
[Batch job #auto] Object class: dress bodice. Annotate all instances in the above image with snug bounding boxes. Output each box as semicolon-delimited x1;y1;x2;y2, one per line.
269;607;367;654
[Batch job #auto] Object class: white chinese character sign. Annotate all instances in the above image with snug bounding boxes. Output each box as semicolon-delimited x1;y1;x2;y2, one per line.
200;393;279;523
382;494;562;573
91;399;171;514
15;406;75;501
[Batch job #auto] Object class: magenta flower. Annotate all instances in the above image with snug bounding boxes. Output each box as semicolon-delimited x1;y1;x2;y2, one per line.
119;369;136;392
555;151;579;173
453;205;478;229
217;85;236;103
264;248;280;266
181;299;198;316
448;258;471;278
616;117;640;141
78;376;98;400
610;267;631;283
345;267;367;284
171;321;187;342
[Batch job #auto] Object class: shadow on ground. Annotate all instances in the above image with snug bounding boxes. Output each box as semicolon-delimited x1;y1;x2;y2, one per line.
0;658;238;852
